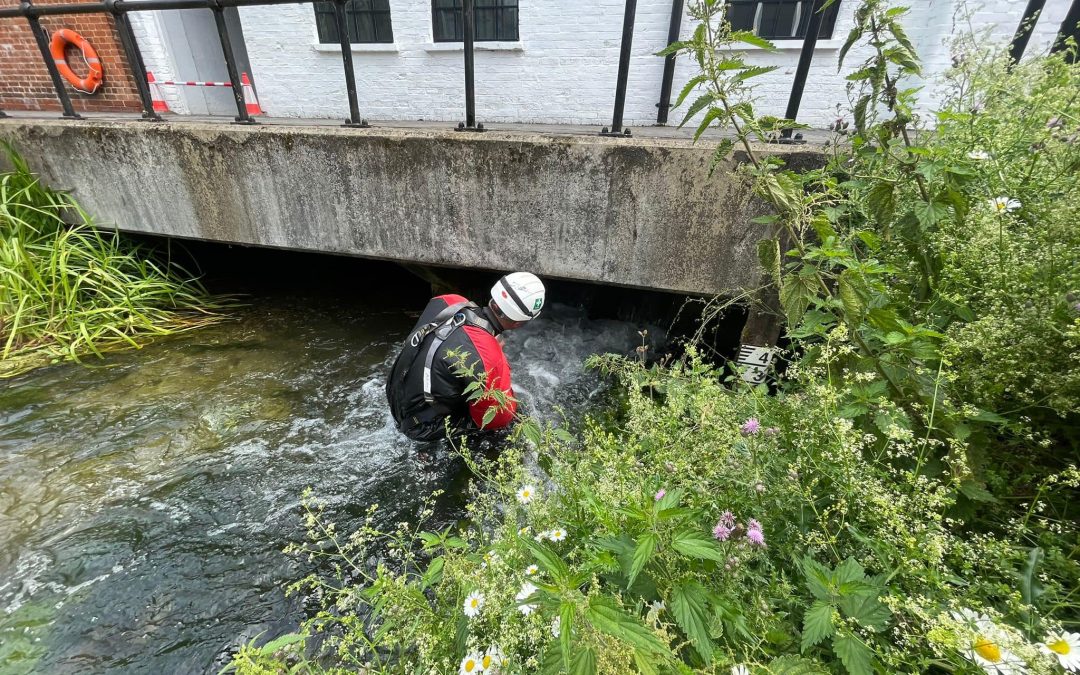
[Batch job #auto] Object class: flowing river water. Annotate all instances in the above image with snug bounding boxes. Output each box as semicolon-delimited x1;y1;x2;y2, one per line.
0;291;661;674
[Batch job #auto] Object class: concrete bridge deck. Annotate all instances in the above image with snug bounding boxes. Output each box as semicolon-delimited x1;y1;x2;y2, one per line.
0;117;824;296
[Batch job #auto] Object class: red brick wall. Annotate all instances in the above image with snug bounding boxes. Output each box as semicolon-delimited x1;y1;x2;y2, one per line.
0;0;142;112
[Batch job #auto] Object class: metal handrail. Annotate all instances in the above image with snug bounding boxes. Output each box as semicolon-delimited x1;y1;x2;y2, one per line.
1;1;1067;135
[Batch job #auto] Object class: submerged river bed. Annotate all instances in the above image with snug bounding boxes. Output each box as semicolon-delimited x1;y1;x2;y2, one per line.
0;296;658;674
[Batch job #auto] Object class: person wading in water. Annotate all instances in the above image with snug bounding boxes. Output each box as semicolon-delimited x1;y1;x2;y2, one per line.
386;272;546;442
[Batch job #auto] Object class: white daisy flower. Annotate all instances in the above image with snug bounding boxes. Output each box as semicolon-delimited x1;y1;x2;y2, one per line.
1041;631;1080;672
533;530;548;542
515;581;538;615
525;564;539;576
463;590;485;618
990;196;1021;214
732;666;750;675
482;645;504;672
516;485;537;504
517;526;530;536
548;528;567;542
950;611;1028;675
967;150;991;160
460;653;484;674
551;616;562;638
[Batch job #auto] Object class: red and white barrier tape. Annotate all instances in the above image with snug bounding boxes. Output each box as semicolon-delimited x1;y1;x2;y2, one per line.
157;80;232;87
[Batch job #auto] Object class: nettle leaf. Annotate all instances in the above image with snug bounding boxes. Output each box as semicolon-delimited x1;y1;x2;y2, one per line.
560;601;575;665
585;597;668;655
801;600;836;652
958;479;997;503
913;199;951;230
694;107;723;142
730;30;776;50
757;238;781;286
866;181;896;225
481;405;498;428
837;270;869;319
674;74;706;110
671;528;726;562
527;540;571;583
832;633;874;675
780;268;819;329
258;632;304;655
801;556;833;600
655;40;686;57
632;649;660;675
679;94;716;129
672;580;714;664
837;26;861;68
734;65;779;82
853;95;871;132
629;532;658;586
838;592;891;631
708;138;736;177
570;646;597;675
834;558;866;585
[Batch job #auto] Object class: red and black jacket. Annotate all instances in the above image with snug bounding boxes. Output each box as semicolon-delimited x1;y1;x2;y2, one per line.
386;294;517;441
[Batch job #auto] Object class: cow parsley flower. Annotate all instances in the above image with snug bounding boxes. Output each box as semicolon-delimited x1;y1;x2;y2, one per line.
967;149;991;160
990;196;1021;214
463;591;485;618
460;653;484;674
731;666;750;675
548;528;567;542
517;485;537;504
740;418;761;435
1041;631;1080;672
551;616;562;638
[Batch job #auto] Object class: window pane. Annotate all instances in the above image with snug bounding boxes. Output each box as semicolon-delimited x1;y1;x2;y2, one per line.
432;0;517;41
499;6;518;40
728;1;841;40
314;3;339;43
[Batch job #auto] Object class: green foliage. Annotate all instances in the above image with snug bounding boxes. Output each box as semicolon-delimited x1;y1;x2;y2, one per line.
231;2;1080;674
0;144;229;377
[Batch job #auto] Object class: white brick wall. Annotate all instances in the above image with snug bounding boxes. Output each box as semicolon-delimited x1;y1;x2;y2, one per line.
130;11;191;114
139;0;1072;128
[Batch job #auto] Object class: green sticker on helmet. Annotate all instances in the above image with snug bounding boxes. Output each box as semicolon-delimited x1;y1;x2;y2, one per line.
533;298;544;311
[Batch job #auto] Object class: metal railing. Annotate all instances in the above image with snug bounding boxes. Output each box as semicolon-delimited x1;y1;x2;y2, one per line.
1;0;1077;136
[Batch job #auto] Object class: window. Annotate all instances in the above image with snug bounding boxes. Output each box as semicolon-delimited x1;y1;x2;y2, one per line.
727;0;840;40
432;0;519;42
314;0;393;44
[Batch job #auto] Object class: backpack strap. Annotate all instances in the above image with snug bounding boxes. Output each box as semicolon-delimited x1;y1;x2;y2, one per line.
421;306;496;404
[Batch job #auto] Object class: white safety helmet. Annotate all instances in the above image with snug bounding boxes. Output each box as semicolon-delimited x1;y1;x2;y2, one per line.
491;272;546;322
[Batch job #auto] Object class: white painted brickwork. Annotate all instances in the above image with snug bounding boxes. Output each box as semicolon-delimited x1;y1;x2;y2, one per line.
140;0;1071;128
130;11;191;114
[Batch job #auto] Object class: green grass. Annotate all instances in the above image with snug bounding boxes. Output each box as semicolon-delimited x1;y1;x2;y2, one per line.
0;143;230;377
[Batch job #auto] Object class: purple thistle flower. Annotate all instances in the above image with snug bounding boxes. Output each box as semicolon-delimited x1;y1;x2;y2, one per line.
746;527;766;547
765;427;779;436
740;418;761;435
720;510;736;529
746;518;762;531
654;489;666;501
712;523;733;541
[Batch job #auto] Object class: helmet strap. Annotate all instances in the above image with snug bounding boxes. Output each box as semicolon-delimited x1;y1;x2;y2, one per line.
498;277;534;319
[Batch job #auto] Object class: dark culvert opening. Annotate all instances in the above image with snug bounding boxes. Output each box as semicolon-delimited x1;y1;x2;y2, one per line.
150;235;750;364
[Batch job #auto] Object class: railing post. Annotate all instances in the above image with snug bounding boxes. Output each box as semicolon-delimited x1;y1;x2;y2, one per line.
106;0;163;121
1052;0;1080;63
655;0;683;125
332;0;369;127
1008;0;1046;64
209;0;256;124
778;0;827;143
601;0;636;137
22;0;82;119
456;0;483;131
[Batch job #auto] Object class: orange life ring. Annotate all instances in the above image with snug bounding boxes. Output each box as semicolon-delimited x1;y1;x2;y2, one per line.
49;29;103;94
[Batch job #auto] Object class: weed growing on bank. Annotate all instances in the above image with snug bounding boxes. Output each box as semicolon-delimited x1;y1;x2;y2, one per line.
0;144;229;377
227;1;1080;673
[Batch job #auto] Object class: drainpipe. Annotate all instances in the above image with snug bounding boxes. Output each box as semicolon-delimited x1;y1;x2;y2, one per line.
655;0;684;125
